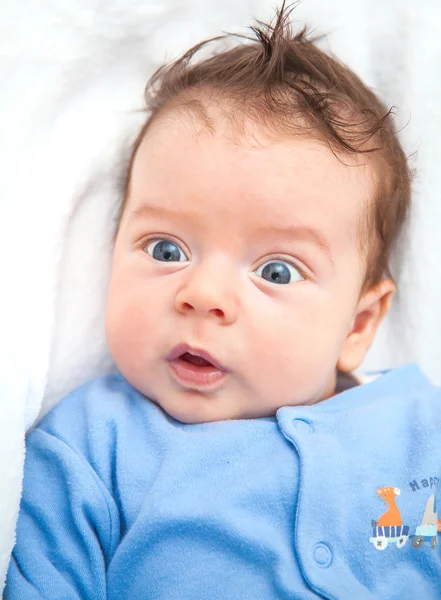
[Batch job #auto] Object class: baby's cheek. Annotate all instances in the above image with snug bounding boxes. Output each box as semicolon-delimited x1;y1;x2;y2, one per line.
106;290;151;363
252;299;335;368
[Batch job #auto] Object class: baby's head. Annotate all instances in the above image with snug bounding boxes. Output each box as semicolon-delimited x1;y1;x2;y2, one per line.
106;5;411;423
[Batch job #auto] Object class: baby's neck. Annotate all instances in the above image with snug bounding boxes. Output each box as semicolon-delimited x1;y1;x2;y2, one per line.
335;371;359;395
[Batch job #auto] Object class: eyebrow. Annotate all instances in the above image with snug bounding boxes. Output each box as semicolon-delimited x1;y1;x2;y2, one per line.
128;204;195;224
128;204;334;264
254;223;334;264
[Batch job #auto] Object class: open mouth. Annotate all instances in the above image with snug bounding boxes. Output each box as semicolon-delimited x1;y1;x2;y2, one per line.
167;345;227;389
179;352;214;367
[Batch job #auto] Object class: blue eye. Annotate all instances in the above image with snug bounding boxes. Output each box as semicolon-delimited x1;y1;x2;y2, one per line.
145;239;188;262
255;260;304;284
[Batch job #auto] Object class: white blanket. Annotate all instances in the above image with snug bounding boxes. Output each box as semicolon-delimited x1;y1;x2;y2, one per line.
1;0;440;590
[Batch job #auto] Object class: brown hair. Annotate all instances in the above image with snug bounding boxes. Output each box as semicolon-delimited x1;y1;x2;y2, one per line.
124;1;411;289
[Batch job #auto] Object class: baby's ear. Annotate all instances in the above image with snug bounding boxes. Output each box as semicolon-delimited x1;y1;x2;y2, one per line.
337;278;395;373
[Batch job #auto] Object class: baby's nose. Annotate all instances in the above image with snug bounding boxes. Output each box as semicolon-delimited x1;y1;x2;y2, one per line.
174;263;239;325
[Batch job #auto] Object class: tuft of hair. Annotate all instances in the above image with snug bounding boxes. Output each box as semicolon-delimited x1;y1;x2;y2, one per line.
127;1;412;289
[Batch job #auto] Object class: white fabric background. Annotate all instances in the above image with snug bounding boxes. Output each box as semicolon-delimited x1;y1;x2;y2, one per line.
0;0;440;590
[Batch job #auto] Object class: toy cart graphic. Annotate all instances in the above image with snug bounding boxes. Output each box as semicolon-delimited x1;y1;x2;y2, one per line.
370;493;439;551
370;523;409;550
409;494;438;549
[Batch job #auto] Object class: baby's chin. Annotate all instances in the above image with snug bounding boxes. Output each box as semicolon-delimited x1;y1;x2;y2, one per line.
151;399;243;425
133;370;339;424
149;393;273;424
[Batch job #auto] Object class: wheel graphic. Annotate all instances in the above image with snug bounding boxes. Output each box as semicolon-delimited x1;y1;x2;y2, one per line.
412;536;424;548
373;536;388;550
396;536;408;549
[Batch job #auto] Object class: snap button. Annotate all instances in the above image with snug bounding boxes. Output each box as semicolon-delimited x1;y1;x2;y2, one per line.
291;419;312;433
312;543;332;568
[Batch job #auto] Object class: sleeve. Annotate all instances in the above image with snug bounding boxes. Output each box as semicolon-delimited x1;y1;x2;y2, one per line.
3;425;120;600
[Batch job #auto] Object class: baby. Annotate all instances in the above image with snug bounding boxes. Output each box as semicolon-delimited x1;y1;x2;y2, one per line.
5;4;441;600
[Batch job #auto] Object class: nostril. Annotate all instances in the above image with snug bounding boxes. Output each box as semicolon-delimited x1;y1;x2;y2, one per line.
179;302;224;318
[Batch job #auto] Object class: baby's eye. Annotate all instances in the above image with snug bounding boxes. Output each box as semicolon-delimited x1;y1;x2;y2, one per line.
144;239;188;262
254;260;304;284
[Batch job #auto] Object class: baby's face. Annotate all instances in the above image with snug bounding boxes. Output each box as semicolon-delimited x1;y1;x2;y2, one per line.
106;111;373;423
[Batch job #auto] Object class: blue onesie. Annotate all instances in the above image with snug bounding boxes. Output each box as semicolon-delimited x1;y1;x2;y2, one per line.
4;364;441;599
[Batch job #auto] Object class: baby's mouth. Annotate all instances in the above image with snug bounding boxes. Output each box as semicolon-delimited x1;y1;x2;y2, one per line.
166;343;226;371
180;352;214;367
166;344;228;389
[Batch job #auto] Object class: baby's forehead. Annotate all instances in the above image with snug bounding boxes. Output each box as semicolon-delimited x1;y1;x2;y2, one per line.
129;111;375;253
137;104;375;202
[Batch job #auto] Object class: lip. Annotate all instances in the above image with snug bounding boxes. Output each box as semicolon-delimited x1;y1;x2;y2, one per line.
166;343;228;390
166;344;227;372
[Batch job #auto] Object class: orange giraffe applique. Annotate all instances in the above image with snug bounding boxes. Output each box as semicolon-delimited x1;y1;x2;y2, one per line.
376;487;403;527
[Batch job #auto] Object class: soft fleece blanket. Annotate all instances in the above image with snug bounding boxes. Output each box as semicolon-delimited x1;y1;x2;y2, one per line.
0;0;440;591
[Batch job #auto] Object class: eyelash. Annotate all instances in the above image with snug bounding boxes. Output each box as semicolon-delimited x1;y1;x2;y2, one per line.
138;236;309;280
256;256;307;277
139;234;189;253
